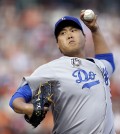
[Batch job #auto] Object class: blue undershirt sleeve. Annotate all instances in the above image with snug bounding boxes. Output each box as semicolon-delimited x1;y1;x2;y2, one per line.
95;53;115;72
9;84;32;109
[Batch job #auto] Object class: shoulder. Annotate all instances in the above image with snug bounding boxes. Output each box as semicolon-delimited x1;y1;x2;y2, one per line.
43;58;62;68
38;56;68;68
87;53;115;79
94;53;115;72
31;57;63;75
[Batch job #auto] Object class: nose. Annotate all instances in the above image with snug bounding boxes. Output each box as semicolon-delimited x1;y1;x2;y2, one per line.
67;32;73;39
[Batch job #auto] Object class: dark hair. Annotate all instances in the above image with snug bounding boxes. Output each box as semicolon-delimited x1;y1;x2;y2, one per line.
54;16;85;40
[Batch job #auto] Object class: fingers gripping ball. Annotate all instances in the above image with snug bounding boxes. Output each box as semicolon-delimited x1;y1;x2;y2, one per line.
24;81;54;128
83;9;95;21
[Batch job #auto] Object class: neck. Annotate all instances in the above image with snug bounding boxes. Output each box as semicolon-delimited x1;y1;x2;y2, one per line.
73;51;85;58
64;50;86;58
76;52;85;58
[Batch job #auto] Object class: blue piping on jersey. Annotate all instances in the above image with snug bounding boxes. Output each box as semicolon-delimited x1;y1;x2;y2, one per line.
95;53;115;72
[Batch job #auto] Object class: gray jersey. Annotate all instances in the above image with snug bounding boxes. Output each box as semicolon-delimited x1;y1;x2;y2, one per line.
20;56;115;134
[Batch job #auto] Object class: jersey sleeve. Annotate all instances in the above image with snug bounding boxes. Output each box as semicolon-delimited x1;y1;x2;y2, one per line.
9;84;32;109
95;53;115;72
95;53;115;78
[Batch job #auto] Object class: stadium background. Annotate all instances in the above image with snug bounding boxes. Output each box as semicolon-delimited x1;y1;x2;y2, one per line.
0;0;120;134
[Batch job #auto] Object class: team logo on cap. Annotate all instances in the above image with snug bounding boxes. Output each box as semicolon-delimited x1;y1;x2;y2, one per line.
62;17;66;20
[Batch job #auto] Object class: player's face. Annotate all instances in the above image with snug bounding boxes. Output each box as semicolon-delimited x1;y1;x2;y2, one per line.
57;26;85;57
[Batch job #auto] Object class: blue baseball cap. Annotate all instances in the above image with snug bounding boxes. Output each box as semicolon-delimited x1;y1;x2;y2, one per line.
54;16;84;39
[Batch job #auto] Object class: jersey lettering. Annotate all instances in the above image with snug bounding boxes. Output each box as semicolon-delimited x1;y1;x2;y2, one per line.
72;69;100;89
102;67;109;85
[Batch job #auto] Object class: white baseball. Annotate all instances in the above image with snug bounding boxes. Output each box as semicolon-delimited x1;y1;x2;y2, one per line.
83;9;95;21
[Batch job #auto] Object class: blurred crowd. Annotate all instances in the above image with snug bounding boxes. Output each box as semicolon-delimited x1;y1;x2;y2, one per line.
0;0;120;134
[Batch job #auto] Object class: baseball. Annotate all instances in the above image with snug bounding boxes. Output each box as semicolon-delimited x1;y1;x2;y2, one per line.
83;9;95;21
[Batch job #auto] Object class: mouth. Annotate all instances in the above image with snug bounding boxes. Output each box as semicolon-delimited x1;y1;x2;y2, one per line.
69;40;75;44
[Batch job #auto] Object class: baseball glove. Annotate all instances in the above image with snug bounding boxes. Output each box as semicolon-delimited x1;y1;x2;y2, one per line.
24;81;54;128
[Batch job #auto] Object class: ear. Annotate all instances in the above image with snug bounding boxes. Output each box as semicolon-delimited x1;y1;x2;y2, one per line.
82;33;86;42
